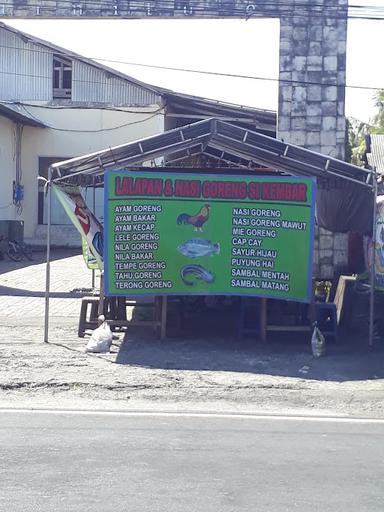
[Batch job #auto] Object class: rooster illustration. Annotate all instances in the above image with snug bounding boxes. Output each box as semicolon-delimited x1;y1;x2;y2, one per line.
177;204;210;232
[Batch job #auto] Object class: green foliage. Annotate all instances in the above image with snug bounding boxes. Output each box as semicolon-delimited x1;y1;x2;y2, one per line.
346;117;368;166
371;90;384;134
346;89;384;165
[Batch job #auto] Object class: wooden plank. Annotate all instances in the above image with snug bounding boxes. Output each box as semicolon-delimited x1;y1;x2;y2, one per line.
334;275;356;324
262;283;314;337
107;320;161;327
97;273;105;323
267;325;311;332
309;280;316;326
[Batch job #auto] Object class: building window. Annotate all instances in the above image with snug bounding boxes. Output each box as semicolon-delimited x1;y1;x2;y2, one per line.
53;55;72;99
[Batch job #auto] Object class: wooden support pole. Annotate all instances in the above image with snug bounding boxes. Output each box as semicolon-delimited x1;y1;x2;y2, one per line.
160;296;168;341
369;172;378;348
98;272;105;323
309;280;316;326
260;298;267;343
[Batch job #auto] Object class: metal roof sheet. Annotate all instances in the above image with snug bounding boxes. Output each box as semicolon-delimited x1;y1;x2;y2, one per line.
367;134;384;174
50;118;372;189
0;102;46;127
0;22;278;126
164;92;276;133
0;21;163;98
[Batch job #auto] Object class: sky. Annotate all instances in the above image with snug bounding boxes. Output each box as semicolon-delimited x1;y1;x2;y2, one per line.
5;5;384;124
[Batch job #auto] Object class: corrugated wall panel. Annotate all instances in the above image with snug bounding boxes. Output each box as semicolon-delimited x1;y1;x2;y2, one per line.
72;61;160;106
367;135;384;174
0;27;52;101
0;27;161;105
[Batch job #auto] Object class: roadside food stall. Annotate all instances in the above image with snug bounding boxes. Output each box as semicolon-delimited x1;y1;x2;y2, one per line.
43;119;376;346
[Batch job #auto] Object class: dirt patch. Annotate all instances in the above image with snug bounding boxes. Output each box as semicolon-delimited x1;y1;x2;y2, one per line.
1;317;384;417
1;250;384;417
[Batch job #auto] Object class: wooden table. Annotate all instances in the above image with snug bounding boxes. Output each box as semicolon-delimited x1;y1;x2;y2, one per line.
259;285;316;342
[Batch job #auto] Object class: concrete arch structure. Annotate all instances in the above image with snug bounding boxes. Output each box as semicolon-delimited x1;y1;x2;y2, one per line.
1;0;348;158
1;1;350;277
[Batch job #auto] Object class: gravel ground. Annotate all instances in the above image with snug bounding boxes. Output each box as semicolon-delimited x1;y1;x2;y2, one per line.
1;249;384;417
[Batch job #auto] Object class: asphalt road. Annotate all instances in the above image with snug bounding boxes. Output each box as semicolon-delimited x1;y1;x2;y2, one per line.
1;410;384;512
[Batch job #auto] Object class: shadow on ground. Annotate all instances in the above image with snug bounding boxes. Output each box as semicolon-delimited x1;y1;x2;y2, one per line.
115;306;384;383
0;284;89;298
0;248;92;297
0;248;81;276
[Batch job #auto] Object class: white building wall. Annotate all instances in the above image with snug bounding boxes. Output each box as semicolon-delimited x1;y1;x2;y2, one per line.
18;105;164;240
0;116;17;221
0;25;165;246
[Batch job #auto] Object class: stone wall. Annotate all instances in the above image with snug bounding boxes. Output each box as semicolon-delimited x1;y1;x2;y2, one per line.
276;0;349;279
313;229;349;279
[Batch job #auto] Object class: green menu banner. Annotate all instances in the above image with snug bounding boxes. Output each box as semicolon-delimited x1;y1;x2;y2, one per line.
104;170;316;302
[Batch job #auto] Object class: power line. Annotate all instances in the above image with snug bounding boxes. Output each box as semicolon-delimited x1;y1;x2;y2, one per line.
92;58;384;92
0;13;383;96
18;104;164;132
4;9;381;22
0;48;382;93
3;0;384;15
0;63;163;95
0;99;163;114
0;50;160;93
3;0;349;14
0;19;383;93
3;0;384;20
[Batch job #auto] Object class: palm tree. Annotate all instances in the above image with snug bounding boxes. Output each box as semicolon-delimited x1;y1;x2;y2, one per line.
346;117;369;166
346;90;384;164
371;90;384;133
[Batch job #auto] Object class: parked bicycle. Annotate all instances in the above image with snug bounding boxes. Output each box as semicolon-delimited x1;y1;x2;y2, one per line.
0;236;33;262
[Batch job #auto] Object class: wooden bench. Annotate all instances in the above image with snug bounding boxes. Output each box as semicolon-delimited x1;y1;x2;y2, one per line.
78;296;99;337
78;296;180;340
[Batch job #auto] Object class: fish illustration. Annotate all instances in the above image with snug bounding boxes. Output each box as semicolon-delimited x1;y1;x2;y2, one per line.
180;264;215;286
177;238;220;258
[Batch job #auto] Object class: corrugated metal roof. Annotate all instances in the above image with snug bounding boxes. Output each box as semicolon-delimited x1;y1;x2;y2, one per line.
0;26;52;101
367;134;384;174
50;118;371;188
0;21;163;101
0;102;46;127
0;22;278;126
72;61;160;106
165;92;276;134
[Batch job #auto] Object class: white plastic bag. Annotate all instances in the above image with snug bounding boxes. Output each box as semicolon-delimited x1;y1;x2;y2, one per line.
311;322;326;358
85;316;113;353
